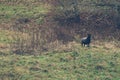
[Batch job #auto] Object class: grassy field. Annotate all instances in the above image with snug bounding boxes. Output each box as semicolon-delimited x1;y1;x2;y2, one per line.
0;3;50;24
0;30;120;80
0;42;120;80
0;1;120;80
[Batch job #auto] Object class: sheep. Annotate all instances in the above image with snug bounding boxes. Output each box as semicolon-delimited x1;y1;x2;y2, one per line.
81;34;91;47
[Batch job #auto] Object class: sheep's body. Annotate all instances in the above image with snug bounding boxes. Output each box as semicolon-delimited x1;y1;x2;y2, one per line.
81;34;91;47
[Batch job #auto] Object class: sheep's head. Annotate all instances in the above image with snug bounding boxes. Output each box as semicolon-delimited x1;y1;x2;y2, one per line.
87;34;91;37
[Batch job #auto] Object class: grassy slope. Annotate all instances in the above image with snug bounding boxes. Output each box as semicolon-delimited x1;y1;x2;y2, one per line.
0;1;51;51
0;45;120;80
0;29;120;79
0;29;119;80
0;1;120;80
0;2;50;24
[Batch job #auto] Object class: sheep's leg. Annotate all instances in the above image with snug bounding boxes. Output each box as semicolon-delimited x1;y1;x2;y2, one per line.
83;43;85;47
87;44;90;47
83;44;85;47
81;43;83;46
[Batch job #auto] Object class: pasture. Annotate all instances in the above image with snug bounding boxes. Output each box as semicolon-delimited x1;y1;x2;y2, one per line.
0;0;120;80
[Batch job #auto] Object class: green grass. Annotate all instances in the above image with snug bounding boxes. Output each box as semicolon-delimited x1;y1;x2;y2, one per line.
0;30;16;44
0;1;120;80
0;30;29;44
0;45;120;80
0;29;119;80
0;3;50;23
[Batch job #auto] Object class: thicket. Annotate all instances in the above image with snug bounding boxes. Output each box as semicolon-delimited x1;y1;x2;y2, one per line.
52;0;80;25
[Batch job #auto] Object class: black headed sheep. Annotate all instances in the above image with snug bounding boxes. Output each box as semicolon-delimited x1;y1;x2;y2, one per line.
81;34;91;47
